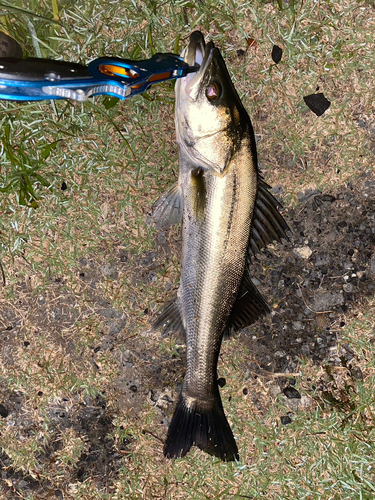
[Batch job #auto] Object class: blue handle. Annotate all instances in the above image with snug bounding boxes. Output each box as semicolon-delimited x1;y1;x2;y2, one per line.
0;53;197;101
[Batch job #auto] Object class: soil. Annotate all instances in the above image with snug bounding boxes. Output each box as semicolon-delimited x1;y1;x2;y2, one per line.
0;170;374;497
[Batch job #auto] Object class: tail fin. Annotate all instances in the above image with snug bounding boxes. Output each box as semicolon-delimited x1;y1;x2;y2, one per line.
164;389;239;462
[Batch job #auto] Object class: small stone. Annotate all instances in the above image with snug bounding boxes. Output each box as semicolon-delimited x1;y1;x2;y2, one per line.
300;395;314;410
274;350;286;358
294;246;313;259
217;377;226;388
315;254;330;267
350;366;363;380
292;321;302;331
283;387;301;399
99;307;122;319
0;32;23;58
301;344;310;355
269;385;282;398
303;93;331;116
280;415;292;425
370;254;375;275
101;264;118;279
343;283;354;293
309;292;344;312
0;404;9;418
271;45;283;64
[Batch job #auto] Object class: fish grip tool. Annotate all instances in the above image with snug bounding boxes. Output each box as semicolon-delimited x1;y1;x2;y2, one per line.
0;53;198;101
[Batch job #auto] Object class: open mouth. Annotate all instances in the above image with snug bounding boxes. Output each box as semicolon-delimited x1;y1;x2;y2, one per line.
185;31;206;67
182;32;214;96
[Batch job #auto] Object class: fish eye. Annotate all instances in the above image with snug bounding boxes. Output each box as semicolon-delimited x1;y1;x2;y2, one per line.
206;82;222;102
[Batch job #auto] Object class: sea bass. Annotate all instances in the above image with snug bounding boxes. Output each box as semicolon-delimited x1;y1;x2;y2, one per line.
150;32;289;461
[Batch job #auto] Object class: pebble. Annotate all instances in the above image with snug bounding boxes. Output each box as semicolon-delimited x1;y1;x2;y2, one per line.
280;415;292;425
283;387;301;399
294;246;313;259
0;404;9;418
371;254;375;275
350;366;363;380
101;264;118;278
269;385;282;398
308;292;345;312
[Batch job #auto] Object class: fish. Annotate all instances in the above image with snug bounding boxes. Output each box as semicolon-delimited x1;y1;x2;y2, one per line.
149;31;289;461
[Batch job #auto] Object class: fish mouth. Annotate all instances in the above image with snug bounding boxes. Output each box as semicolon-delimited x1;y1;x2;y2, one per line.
181;31;215;97
184;31;206;67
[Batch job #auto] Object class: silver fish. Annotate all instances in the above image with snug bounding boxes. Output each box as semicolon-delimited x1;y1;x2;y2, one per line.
150;32;289;461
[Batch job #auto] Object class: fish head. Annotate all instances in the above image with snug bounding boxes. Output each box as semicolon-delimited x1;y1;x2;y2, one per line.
176;31;245;174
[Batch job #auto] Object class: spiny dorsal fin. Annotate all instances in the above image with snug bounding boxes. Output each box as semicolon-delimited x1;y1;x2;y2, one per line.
147;183;182;229
248;177;290;256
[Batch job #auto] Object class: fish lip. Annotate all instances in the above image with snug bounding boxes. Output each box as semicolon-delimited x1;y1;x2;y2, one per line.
182;32;215;96
185;42;214;96
184;31;206;67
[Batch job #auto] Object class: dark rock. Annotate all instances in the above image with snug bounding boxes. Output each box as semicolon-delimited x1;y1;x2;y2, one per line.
303;93;331;116
0;404;9;418
283;387;301;399
350;366;363;380
271;45;283;64
280;415;292;425
217;377;226;388
0;32;22;58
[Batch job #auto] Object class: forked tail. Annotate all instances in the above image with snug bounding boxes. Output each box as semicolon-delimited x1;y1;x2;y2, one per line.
164;387;239;461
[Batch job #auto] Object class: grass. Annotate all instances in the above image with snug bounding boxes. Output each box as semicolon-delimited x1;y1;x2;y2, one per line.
0;0;374;498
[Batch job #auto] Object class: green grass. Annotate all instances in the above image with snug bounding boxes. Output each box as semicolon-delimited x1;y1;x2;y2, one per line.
0;0;374;498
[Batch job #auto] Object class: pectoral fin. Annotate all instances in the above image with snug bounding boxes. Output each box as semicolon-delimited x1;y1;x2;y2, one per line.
147;183;183;229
